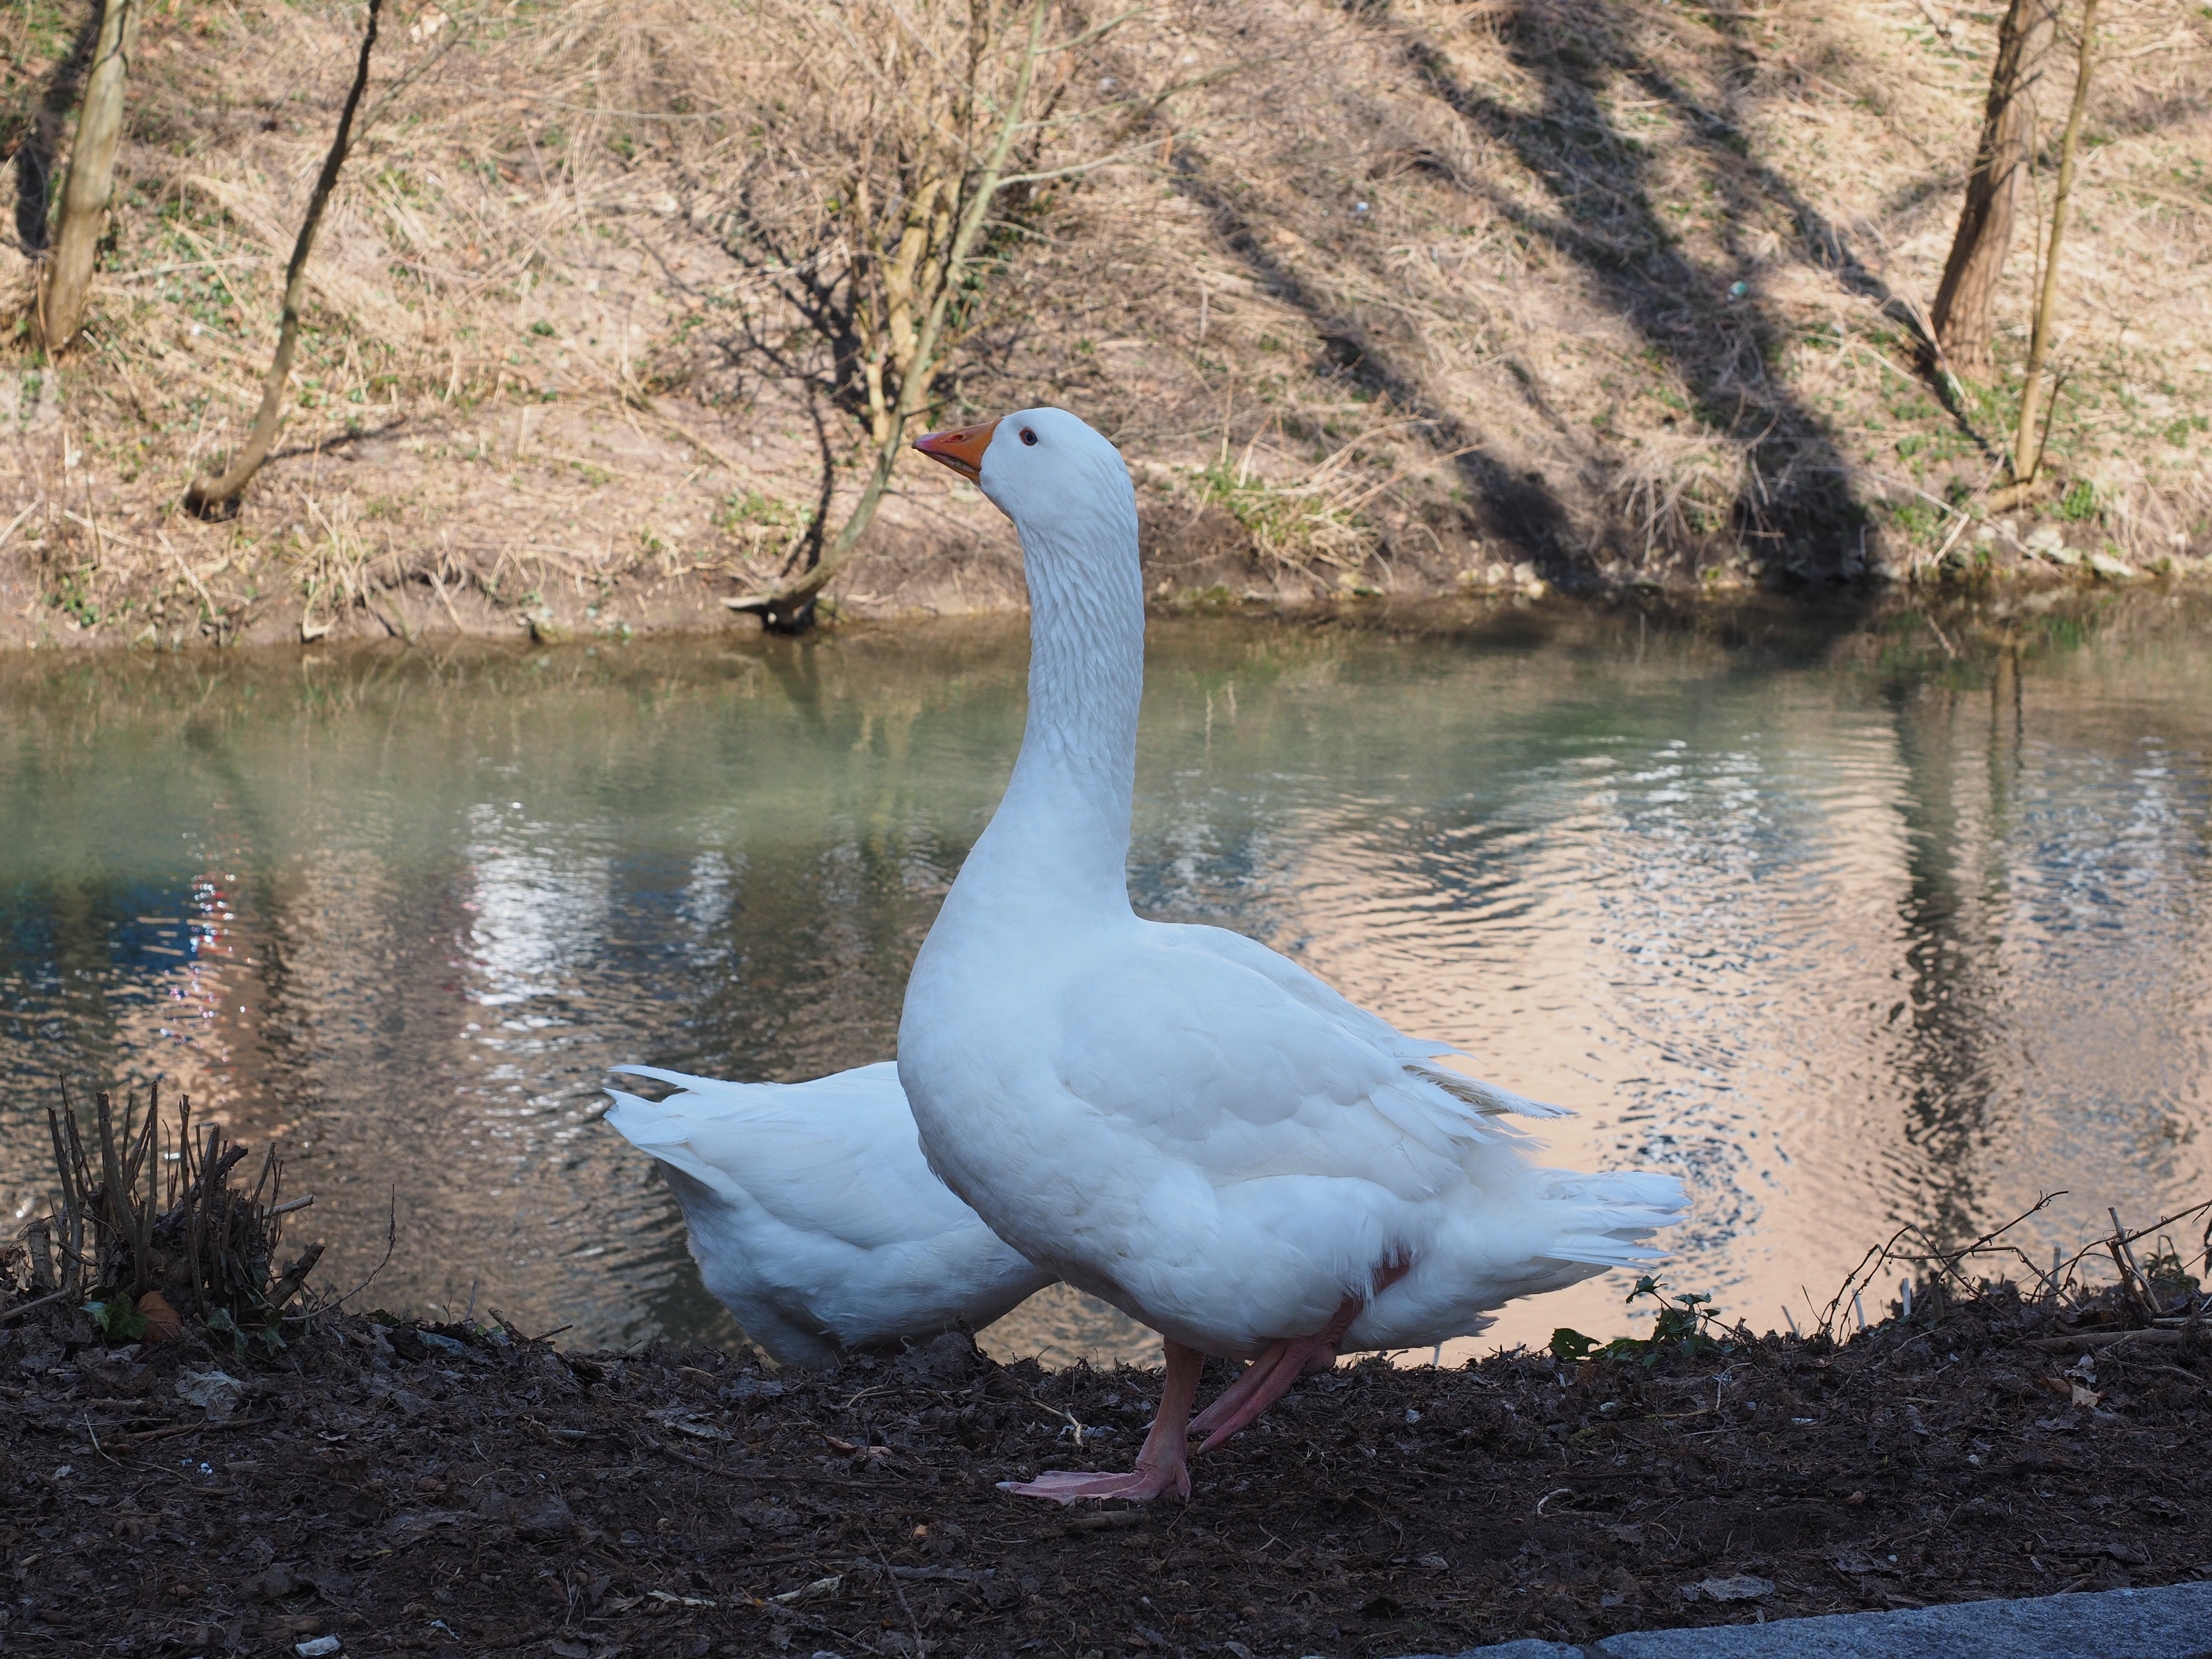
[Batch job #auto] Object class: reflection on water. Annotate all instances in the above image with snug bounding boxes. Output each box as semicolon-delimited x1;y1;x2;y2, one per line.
3;600;2209;1366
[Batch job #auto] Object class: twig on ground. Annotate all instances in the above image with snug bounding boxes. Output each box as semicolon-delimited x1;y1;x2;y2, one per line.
326;1187;398;1311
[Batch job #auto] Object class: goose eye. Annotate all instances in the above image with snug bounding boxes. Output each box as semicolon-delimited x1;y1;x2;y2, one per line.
1020;427;1038;446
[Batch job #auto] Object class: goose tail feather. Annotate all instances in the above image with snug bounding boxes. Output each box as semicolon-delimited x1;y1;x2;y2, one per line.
1406;1062;1576;1120
1535;1168;1691;1268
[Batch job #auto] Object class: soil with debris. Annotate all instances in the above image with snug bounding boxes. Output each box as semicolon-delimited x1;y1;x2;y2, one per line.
2;1287;2208;1659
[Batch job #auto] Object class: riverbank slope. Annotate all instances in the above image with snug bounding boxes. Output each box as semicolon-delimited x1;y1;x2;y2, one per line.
0;0;2207;652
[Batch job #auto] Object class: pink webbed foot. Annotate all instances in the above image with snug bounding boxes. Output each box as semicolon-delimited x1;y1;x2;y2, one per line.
998;1463;1190;1504
1184;1338;1353;1442
999;1339;1204;1506
1193;1332;1335;1452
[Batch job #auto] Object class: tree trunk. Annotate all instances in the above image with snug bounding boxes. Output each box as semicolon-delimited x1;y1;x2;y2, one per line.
1928;0;2059;380
40;0;141;350
183;0;384;518
14;8;105;257
2008;0;2098;492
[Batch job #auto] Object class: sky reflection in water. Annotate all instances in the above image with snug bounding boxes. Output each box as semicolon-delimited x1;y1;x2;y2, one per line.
2;601;2208;1365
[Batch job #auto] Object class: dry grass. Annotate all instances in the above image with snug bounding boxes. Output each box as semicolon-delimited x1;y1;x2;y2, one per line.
0;0;2205;648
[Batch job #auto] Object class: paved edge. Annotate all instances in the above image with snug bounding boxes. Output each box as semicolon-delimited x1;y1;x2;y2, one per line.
1395;1579;2212;1659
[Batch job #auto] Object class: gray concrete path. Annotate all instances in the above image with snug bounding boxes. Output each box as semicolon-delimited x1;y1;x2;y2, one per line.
1404;1579;2212;1659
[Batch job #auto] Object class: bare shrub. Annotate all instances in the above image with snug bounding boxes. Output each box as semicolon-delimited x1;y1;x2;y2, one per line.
707;0;1179;628
6;1084;325;1355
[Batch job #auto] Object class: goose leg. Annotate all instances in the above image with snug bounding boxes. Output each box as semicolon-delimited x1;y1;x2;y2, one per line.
1189;1298;1359;1453
1191;1262;1412;1453
1185;1341;1298;1441
1183;1334;1346;1443
998;1338;1203;1504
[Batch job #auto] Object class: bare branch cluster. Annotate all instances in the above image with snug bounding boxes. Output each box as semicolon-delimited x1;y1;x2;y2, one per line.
1814;1191;2212;1347
4;1082;325;1352
710;0;1176;627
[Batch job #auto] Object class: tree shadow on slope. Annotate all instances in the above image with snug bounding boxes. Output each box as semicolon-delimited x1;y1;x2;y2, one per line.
1168;161;1581;577
1396;0;1870;574
1374;0;1955;590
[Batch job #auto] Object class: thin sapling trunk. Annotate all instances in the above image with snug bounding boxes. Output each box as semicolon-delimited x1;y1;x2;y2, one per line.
1929;0;2058;380
729;1;1052;635
2007;0;2098;496
40;0;142;349
184;0;384;517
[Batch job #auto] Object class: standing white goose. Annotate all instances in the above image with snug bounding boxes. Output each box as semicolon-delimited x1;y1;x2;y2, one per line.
604;1062;1054;1368
900;408;1685;1502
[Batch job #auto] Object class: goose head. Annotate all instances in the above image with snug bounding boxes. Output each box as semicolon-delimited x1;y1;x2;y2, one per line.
914;408;1139;594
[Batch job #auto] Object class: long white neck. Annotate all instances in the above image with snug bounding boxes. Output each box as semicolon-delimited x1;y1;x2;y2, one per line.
958;495;1145;918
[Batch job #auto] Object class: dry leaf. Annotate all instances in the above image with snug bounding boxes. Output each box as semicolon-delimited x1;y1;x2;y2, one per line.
381;1510;465;1542
2070;1382;2104;1408
649;1407;733;1442
1687;1574;1774;1602
175;1368;242;1412
669;1419;733;1441
137;1290;182;1345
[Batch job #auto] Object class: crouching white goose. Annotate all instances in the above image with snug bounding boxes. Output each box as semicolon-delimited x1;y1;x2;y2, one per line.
900;408;1687;1502
603;1062;1055;1368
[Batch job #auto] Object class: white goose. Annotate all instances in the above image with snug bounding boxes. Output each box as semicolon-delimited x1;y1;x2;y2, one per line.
603;1062;1054;1368
901;408;1686;1502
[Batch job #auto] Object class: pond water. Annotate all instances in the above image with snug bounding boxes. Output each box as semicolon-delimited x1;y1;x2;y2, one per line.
4;597;2210;1366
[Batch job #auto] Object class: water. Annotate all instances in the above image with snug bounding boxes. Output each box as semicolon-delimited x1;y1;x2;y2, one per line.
3;597;2210;1366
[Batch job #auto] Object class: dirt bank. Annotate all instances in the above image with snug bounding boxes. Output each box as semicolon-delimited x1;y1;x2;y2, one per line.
3;1279;2207;1659
2;0;2208;653
1;409;2207;661
0;385;1401;653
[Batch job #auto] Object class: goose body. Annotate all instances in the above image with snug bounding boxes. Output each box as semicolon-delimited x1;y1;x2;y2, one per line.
603;1062;1054;1368
899;408;1686;1500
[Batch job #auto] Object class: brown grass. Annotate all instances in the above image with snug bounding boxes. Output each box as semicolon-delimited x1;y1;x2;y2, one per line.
0;0;2205;649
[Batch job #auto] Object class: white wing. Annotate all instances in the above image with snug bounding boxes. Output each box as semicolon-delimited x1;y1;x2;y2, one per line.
1177;924;1573;1118
1057;921;1565;1201
898;918;1640;1352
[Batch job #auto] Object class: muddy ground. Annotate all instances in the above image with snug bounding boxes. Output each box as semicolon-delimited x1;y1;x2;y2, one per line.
2;1284;2208;1659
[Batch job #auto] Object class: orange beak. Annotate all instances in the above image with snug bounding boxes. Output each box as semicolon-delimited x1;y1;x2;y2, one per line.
913;418;998;483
